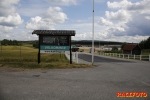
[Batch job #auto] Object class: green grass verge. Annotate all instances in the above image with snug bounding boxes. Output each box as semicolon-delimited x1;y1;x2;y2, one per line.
0;45;92;69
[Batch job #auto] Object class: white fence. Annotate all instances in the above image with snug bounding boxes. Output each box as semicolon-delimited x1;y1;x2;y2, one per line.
98;52;150;61
65;51;78;63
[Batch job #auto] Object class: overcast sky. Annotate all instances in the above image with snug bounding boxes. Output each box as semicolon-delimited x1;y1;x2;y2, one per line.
0;0;150;43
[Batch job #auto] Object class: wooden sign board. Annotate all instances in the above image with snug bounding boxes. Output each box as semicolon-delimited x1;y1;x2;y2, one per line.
40;36;70;53
32;30;76;64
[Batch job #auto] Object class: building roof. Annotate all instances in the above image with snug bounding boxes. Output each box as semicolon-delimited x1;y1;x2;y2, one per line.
32;30;76;36
123;44;138;50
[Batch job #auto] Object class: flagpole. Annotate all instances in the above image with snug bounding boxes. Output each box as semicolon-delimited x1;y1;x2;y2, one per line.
92;0;94;65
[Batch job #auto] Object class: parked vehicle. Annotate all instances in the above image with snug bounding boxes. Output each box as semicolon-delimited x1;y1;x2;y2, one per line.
72;45;79;52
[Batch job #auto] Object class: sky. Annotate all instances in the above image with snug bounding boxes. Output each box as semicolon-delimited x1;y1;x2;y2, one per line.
0;0;150;43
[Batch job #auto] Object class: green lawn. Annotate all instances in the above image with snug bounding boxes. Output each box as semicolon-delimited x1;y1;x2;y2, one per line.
0;45;92;69
142;49;150;55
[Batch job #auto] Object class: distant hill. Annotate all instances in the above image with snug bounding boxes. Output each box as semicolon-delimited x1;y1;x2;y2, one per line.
71;40;123;46
0;39;124;46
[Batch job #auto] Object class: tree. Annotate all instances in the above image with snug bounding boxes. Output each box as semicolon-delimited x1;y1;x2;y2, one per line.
139;40;146;49
1;39;19;46
1;39;9;45
139;37;150;49
145;37;150;49
33;41;39;48
121;42;127;50
111;46;118;52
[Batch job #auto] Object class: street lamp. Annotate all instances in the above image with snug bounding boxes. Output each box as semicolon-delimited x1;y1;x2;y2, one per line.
92;0;94;65
0;41;2;54
99;39;100;52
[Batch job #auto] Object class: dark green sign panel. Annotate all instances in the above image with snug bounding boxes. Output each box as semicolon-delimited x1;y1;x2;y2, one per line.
40;36;69;46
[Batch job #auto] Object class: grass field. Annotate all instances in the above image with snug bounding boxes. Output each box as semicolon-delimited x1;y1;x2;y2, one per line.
142;49;150;55
0;45;92;69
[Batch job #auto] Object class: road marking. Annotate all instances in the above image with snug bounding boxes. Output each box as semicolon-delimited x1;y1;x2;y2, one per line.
140;81;150;86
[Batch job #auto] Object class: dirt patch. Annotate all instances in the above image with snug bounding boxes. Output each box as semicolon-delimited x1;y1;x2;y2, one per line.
0;65;47;73
0;64;31;73
0;67;26;73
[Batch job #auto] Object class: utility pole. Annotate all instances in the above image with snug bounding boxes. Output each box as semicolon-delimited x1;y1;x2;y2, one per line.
92;0;94;65
20;41;21;57
0;42;2;54
99;40;100;53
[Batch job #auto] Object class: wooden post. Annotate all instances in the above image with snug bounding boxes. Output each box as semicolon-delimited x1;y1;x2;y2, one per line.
70;36;72;64
38;35;41;64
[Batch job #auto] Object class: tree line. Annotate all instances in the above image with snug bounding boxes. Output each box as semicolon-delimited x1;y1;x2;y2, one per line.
0;39;19;45
33;41;38;48
1;37;150;50
139;37;150;49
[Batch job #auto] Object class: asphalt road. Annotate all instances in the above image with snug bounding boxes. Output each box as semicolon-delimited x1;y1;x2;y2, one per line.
0;53;150;100
78;54;131;62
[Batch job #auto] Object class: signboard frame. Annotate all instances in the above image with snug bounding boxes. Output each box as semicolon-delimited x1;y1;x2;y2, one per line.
32;30;75;64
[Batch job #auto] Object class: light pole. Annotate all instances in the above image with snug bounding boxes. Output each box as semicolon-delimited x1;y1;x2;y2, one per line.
99;40;100;53
20;41;21;57
92;0;94;65
0;42;2;54
97;35;100;54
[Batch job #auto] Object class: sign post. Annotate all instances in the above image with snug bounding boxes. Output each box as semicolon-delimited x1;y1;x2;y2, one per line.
38;35;40;64
70;36;72;64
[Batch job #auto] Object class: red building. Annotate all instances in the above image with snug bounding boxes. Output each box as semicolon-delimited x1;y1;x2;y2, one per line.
123;44;141;55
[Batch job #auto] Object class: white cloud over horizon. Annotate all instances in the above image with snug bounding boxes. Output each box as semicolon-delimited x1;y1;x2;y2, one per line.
46;0;77;5
0;0;23;37
0;0;150;43
96;0;150;41
26;7;67;30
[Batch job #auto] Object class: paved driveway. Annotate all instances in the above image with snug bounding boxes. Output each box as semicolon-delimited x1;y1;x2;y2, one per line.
0;53;150;100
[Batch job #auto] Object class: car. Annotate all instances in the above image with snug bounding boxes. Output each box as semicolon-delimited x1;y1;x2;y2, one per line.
71;45;79;52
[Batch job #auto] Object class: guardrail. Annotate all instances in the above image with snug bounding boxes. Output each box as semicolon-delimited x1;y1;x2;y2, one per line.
98;52;150;61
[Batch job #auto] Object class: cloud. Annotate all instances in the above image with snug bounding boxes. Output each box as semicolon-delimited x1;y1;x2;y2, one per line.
126;14;150;36
105;10;131;21
26;16;55;30
0;25;13;34
0;0;23;37
107;0;132;9
44;7;67;23
46;0;76;5
127;0;150;11
107;0;150;14
73;32;92;40
0;13;23;27
98;17;113;26
0;0;19;16
145;16;150;20
26;7;68;30
97;0;150;39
